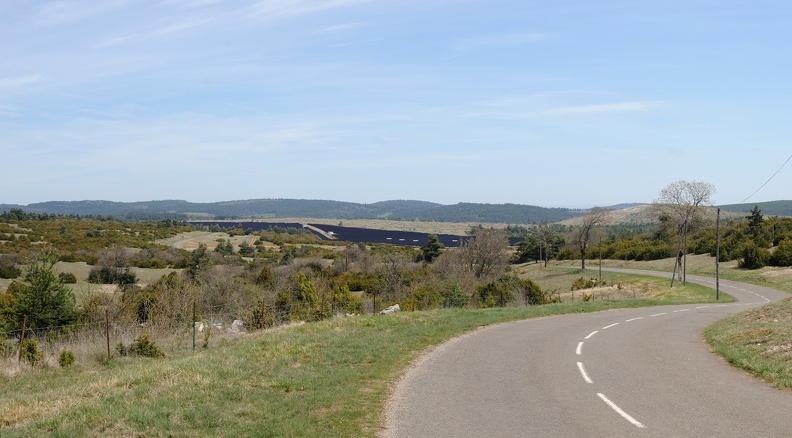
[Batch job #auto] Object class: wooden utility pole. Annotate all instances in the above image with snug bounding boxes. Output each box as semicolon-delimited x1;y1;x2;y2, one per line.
598;236;602;284
716;208;721;301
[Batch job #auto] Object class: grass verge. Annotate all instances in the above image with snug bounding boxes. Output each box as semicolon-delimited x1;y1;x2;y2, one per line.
0;276;725;438
704;297;792;390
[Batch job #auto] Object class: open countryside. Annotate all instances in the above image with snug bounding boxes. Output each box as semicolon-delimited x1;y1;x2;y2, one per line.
2;190;792;436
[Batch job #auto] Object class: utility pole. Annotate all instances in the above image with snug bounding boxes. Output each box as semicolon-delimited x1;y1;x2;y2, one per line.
598;236;602;284
716;208;720;301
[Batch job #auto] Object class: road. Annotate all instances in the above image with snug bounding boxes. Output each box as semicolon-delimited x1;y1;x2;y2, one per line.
381;270;792;437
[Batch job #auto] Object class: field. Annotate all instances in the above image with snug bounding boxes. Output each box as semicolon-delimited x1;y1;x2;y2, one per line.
0;263;730;437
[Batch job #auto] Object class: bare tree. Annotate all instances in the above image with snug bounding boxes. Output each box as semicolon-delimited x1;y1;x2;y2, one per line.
573;207;610;270
653;180;716;285
458;229;510;279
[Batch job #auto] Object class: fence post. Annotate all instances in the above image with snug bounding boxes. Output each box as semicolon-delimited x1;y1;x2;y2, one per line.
17;316;27;362
192;301;196;351
105;309;111;358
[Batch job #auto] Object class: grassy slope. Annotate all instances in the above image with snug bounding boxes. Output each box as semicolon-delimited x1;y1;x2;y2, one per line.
0;272;724;437
704;299;792;390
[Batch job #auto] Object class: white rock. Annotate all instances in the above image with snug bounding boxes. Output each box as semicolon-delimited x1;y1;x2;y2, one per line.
229;319;245;334
379;304;401;315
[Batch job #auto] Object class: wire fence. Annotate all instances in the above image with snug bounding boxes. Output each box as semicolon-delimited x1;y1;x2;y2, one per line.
0;300;347;370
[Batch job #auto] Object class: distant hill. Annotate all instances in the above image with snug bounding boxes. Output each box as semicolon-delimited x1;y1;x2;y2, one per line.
0;198;584;224
717;200;792;217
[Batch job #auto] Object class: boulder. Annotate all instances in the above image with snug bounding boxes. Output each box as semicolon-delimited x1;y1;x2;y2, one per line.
379;304;401;315
229;319;245;334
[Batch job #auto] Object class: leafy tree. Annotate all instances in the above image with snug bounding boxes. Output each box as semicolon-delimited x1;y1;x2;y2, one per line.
8;251;78;331
512;234;540;264
420;234;445;263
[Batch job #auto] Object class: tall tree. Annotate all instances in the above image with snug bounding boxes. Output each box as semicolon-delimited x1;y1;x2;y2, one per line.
573;207;610;270
746;205;764;238
653;180;716;285
420;234;445;263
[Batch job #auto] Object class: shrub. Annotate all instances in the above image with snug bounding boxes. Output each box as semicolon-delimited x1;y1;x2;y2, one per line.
128;332;165;358
739;241;769;270
58;272;77;283
0;339;16;358
0;264;21;279
769;239;792;267
58;349;76;367
476;281;513;308
116;342;128;357
571;277;603;291
440;282;470;308
21;339;43;366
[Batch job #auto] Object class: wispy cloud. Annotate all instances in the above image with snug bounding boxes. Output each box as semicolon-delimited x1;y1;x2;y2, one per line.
0;74;43;88
96;16;211;48
321;22;364;33
458;31;549;49
246;0;374;22
534;101;658;116
35;0;128;26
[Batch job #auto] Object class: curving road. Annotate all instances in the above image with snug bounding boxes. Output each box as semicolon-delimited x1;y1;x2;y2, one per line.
381;270;792;437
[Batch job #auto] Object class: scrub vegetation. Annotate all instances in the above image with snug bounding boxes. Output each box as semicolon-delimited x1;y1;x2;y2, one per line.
1;188;791;435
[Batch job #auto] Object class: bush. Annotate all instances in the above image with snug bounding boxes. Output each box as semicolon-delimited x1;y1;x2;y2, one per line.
128;332;165;358
440;282;470;308
0;339;16;358
739;242;770;270
571;277;603;291
769;239;792;267
21;339;43;366
58;272;77;283
0;264;21;279
116;342;128;357
58;349;75;367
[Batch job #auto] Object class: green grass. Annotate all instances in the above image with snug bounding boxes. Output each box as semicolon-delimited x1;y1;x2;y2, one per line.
559;254;792;295
0;278;725;437
704;298;792;390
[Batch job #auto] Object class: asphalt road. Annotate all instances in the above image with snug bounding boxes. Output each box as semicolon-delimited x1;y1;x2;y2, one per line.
381;270;792;437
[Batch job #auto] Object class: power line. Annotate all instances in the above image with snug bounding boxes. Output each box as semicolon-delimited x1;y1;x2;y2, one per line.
740;153;792;204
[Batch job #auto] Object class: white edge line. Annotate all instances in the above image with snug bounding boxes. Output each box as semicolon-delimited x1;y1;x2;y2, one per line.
577;362;593;384
603;323;619;330
695;306;709;309
597;393;645;428
650;312;667;317
674;309;690;313
625;317;643;322
576;342;583;355
585;330;598;339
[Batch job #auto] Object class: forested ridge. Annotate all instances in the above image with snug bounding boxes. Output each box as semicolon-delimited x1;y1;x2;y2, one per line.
0;199;584;224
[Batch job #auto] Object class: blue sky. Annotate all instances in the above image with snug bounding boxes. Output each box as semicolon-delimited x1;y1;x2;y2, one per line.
2;0;791;208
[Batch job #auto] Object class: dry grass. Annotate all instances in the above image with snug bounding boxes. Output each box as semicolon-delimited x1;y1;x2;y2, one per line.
705;297;792;389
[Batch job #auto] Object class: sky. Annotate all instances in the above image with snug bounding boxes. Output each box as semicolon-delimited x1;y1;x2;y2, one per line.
2;0;792;208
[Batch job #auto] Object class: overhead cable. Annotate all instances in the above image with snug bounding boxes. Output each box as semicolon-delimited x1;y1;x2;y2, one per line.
739;153;792;203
